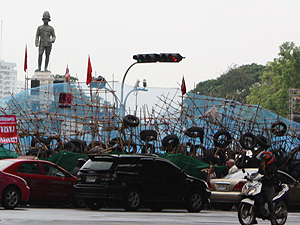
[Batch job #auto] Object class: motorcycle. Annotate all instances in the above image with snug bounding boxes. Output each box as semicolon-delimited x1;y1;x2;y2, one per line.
238;170;289;225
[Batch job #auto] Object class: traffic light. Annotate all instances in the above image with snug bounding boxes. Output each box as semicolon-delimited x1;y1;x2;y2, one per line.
133;54;160;63
133;53;184;63
159;53;183;63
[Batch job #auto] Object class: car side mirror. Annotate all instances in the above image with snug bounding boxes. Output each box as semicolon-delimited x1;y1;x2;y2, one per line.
242;168;245;173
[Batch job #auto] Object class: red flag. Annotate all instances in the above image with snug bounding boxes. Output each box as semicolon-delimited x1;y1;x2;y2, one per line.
65;64;70;80
24;45;27;72
181;76;186;95
86;55;93;85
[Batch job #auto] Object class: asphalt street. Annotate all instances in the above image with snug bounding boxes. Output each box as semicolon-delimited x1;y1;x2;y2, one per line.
0;207;300;225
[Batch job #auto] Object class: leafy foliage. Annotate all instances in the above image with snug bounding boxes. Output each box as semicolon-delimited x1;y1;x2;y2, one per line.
247;42;300;117
191;63;265;103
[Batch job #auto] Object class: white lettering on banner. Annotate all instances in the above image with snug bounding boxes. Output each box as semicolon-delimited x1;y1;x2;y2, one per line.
0;126;15;133
0;137;18;143
0;117;15;122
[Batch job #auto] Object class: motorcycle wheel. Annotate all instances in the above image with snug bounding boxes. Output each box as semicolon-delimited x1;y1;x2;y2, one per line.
275;201;288;225
238;203;255;225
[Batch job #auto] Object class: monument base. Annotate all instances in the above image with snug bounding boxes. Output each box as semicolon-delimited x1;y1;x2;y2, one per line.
32;71;54;87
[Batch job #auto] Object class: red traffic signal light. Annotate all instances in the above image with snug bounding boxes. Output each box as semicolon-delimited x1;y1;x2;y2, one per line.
133;53;184;63
133;54;160;63
159;53;183;63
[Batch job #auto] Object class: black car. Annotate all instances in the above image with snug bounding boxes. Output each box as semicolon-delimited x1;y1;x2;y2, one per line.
74;154;210;212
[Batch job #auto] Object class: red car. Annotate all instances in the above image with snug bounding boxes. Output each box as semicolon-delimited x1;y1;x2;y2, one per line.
0;158;76;206
0;170;30;209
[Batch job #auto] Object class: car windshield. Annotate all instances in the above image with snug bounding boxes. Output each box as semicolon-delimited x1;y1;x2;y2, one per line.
82;159;114;171
223;169;258;179
0;160;15;170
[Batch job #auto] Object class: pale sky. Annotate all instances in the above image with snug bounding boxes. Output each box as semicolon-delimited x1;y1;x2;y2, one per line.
1;0;300;91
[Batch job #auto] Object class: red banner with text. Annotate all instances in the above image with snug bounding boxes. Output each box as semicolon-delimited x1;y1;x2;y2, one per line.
0;115;19;143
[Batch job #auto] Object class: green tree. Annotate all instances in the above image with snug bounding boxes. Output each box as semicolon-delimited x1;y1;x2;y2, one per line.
247;42;300;117
191;63;265;103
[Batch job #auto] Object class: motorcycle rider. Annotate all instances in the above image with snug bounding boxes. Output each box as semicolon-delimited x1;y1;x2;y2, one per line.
258;151;279;225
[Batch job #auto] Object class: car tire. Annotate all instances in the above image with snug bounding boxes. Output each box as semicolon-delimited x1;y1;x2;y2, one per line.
185;126;204;142
87;200;103;210
123;115;139;127
62;142;76;152
239;132;257;150
1;186;20;209
213;130;231;148
256;134;271;149
124;187;142;211
73;198;86;208
271;121;287;136
149;203;163;212
161;134;179;149
140;130;157;142
186;189;204;212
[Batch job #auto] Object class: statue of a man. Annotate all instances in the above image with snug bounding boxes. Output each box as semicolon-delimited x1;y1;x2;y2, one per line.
35;11;56;72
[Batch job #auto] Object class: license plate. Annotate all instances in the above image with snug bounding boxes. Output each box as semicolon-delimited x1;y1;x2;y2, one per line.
86;176;96;182
217;184;227;191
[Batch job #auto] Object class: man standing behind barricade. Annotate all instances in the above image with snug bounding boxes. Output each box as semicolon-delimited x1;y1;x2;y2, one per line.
35;11;56;72
227;159;238;174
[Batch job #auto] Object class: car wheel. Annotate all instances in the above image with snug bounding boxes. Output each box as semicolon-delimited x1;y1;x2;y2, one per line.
124;187;142;211
186;189;204;212
73;198;86;208
149;203;163;212
238;203;255;225
87;201;103;210
1;186;20;209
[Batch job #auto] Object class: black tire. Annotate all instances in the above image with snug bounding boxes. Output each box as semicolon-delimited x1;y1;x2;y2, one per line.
124;187;142;211
275;201;288;225
256;134;271;149
238;203;255;225
149;203;163;212
73;198;86;208
239;132;257;150
31;136;50;147
123;115;139;127
140;130;157;142
69;139;87;153
62;142;76;152
141;143;155;154
1;186;20;209
213;130;231;148
161;134;179;148
203;149;218;165
185;126;204;142
186;189;204;212
86;200;103;210
271;121;287;136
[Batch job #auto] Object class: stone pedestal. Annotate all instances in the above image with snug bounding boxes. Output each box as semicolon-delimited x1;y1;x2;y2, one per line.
32;71;54;87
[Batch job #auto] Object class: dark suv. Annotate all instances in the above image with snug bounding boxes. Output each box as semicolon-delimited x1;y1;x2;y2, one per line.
74;154;210;212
